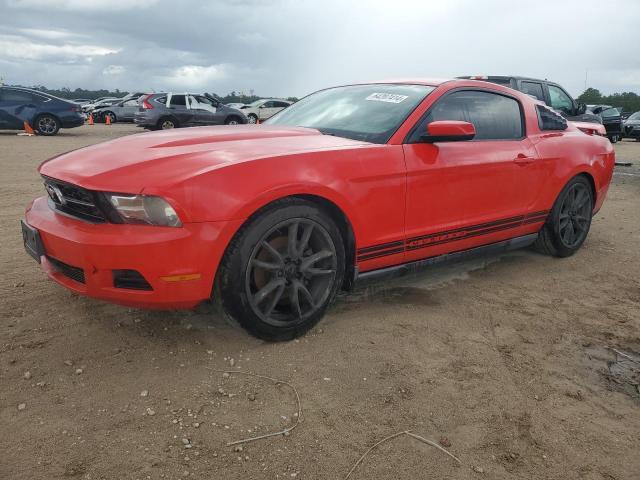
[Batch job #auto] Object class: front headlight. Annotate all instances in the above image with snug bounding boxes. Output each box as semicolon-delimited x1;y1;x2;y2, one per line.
106;194;182;227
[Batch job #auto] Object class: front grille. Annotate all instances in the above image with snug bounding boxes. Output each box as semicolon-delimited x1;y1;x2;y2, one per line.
47;256;85;284
113;270;153;291
43;177;106;223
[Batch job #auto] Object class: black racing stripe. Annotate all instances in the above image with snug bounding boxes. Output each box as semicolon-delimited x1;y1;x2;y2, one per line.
357;246;405;261
525;209;550;218
523;216;547;225
357;210;551;262
406;220;524;252
357;240;404;255
407;214;525;244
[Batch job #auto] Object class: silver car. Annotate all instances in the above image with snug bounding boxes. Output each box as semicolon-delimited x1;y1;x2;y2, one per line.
93;97;142;123
134;93;248;130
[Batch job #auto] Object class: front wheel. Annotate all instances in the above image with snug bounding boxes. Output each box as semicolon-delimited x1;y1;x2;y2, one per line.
534;175;593;257
216;199;345;341
34;114;60;135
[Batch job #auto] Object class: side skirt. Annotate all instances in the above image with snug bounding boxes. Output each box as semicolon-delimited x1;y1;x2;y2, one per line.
352;233;538;287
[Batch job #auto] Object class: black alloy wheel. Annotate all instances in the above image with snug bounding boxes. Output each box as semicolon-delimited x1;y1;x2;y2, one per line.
557;181;592;249
216;199;345;341
245;218;338;326
534;175;593;257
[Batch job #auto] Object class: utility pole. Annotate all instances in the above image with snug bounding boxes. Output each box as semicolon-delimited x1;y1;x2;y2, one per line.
584;69;588;90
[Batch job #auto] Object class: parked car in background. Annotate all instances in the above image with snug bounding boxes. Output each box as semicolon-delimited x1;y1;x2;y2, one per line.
457;75;600;124
623;111;640;141
586;105;625;143
121;92;147;102
134;92;248;130
0;86;84;135
226;102;246;109
240;99;292;123
22;79;615;340
72;98;92;105
93;97;141;123
82;97;122;114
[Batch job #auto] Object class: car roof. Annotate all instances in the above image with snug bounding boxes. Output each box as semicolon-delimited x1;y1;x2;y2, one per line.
457;75;550;82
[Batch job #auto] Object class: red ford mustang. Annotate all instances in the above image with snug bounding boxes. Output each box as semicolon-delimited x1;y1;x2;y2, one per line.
22;79;615;340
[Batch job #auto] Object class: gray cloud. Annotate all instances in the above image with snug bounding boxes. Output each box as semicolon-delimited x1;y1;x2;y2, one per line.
0;0;638;97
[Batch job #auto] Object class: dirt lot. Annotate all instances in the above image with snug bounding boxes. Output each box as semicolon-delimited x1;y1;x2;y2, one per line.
1;125;639;480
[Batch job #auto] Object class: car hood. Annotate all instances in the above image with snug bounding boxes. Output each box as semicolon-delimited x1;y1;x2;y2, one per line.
39;125;370;193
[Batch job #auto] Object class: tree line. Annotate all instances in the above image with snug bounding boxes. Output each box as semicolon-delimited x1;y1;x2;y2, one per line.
577;88;640;113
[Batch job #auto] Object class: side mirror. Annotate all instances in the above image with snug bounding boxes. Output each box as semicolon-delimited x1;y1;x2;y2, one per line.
420;120;476;143
576;103;587;115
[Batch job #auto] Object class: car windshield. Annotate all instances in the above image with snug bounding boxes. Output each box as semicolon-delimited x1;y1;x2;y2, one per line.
601;107;621;118
629;112;640;121
247;100;265;107
264;84;435;143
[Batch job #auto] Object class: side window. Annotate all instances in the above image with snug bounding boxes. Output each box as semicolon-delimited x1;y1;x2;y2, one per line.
274;101;290;108
262;101;275;108
195;96;215;106
536;105;567;131
2;89;34;102
124;100;138;106
548;85;574;115
170;95;187;107
412;90;523;141
520;81;545;101
154;96;167;105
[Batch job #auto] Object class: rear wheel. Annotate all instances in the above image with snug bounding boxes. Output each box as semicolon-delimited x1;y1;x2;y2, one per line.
247;114;258;124
216;199;345;341
225;115;241;125
157;117;178;130
534;175;593;257
34;114;60;135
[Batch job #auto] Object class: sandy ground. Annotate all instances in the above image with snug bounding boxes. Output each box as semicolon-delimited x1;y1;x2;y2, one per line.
1;124;639;480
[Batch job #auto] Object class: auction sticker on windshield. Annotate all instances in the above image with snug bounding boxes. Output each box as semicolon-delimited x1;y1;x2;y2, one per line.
365;93;409;103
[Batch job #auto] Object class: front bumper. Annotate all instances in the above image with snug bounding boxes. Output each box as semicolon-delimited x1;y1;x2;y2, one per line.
24;196;241;309
625;126;640;139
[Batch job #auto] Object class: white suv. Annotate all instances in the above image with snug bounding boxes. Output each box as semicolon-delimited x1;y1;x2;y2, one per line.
240;99;292;123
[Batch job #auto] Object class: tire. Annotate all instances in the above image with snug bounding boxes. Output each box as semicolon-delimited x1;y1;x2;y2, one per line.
534;175;593;257
610;135;618;143
247;114;258;124
157;117;178;130
34;114;60;136
225;116;241;125
216;198;345;341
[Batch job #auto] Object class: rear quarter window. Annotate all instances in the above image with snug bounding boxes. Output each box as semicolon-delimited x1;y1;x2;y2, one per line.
536;105;568;131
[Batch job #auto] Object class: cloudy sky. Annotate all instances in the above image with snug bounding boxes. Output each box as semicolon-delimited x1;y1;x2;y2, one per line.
1;0;638;98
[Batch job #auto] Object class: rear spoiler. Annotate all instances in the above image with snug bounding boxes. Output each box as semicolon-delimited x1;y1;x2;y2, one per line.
570;121;607;137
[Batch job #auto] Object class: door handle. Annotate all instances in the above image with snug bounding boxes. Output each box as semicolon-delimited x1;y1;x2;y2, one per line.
513;154;535;166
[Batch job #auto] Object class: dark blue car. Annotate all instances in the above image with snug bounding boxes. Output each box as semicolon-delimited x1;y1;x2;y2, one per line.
0;86;85;135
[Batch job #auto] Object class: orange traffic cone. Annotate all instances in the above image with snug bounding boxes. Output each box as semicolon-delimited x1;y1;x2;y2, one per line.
23;121;35;135
105;114;112;126
88;114;94;125
256;118;260;125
